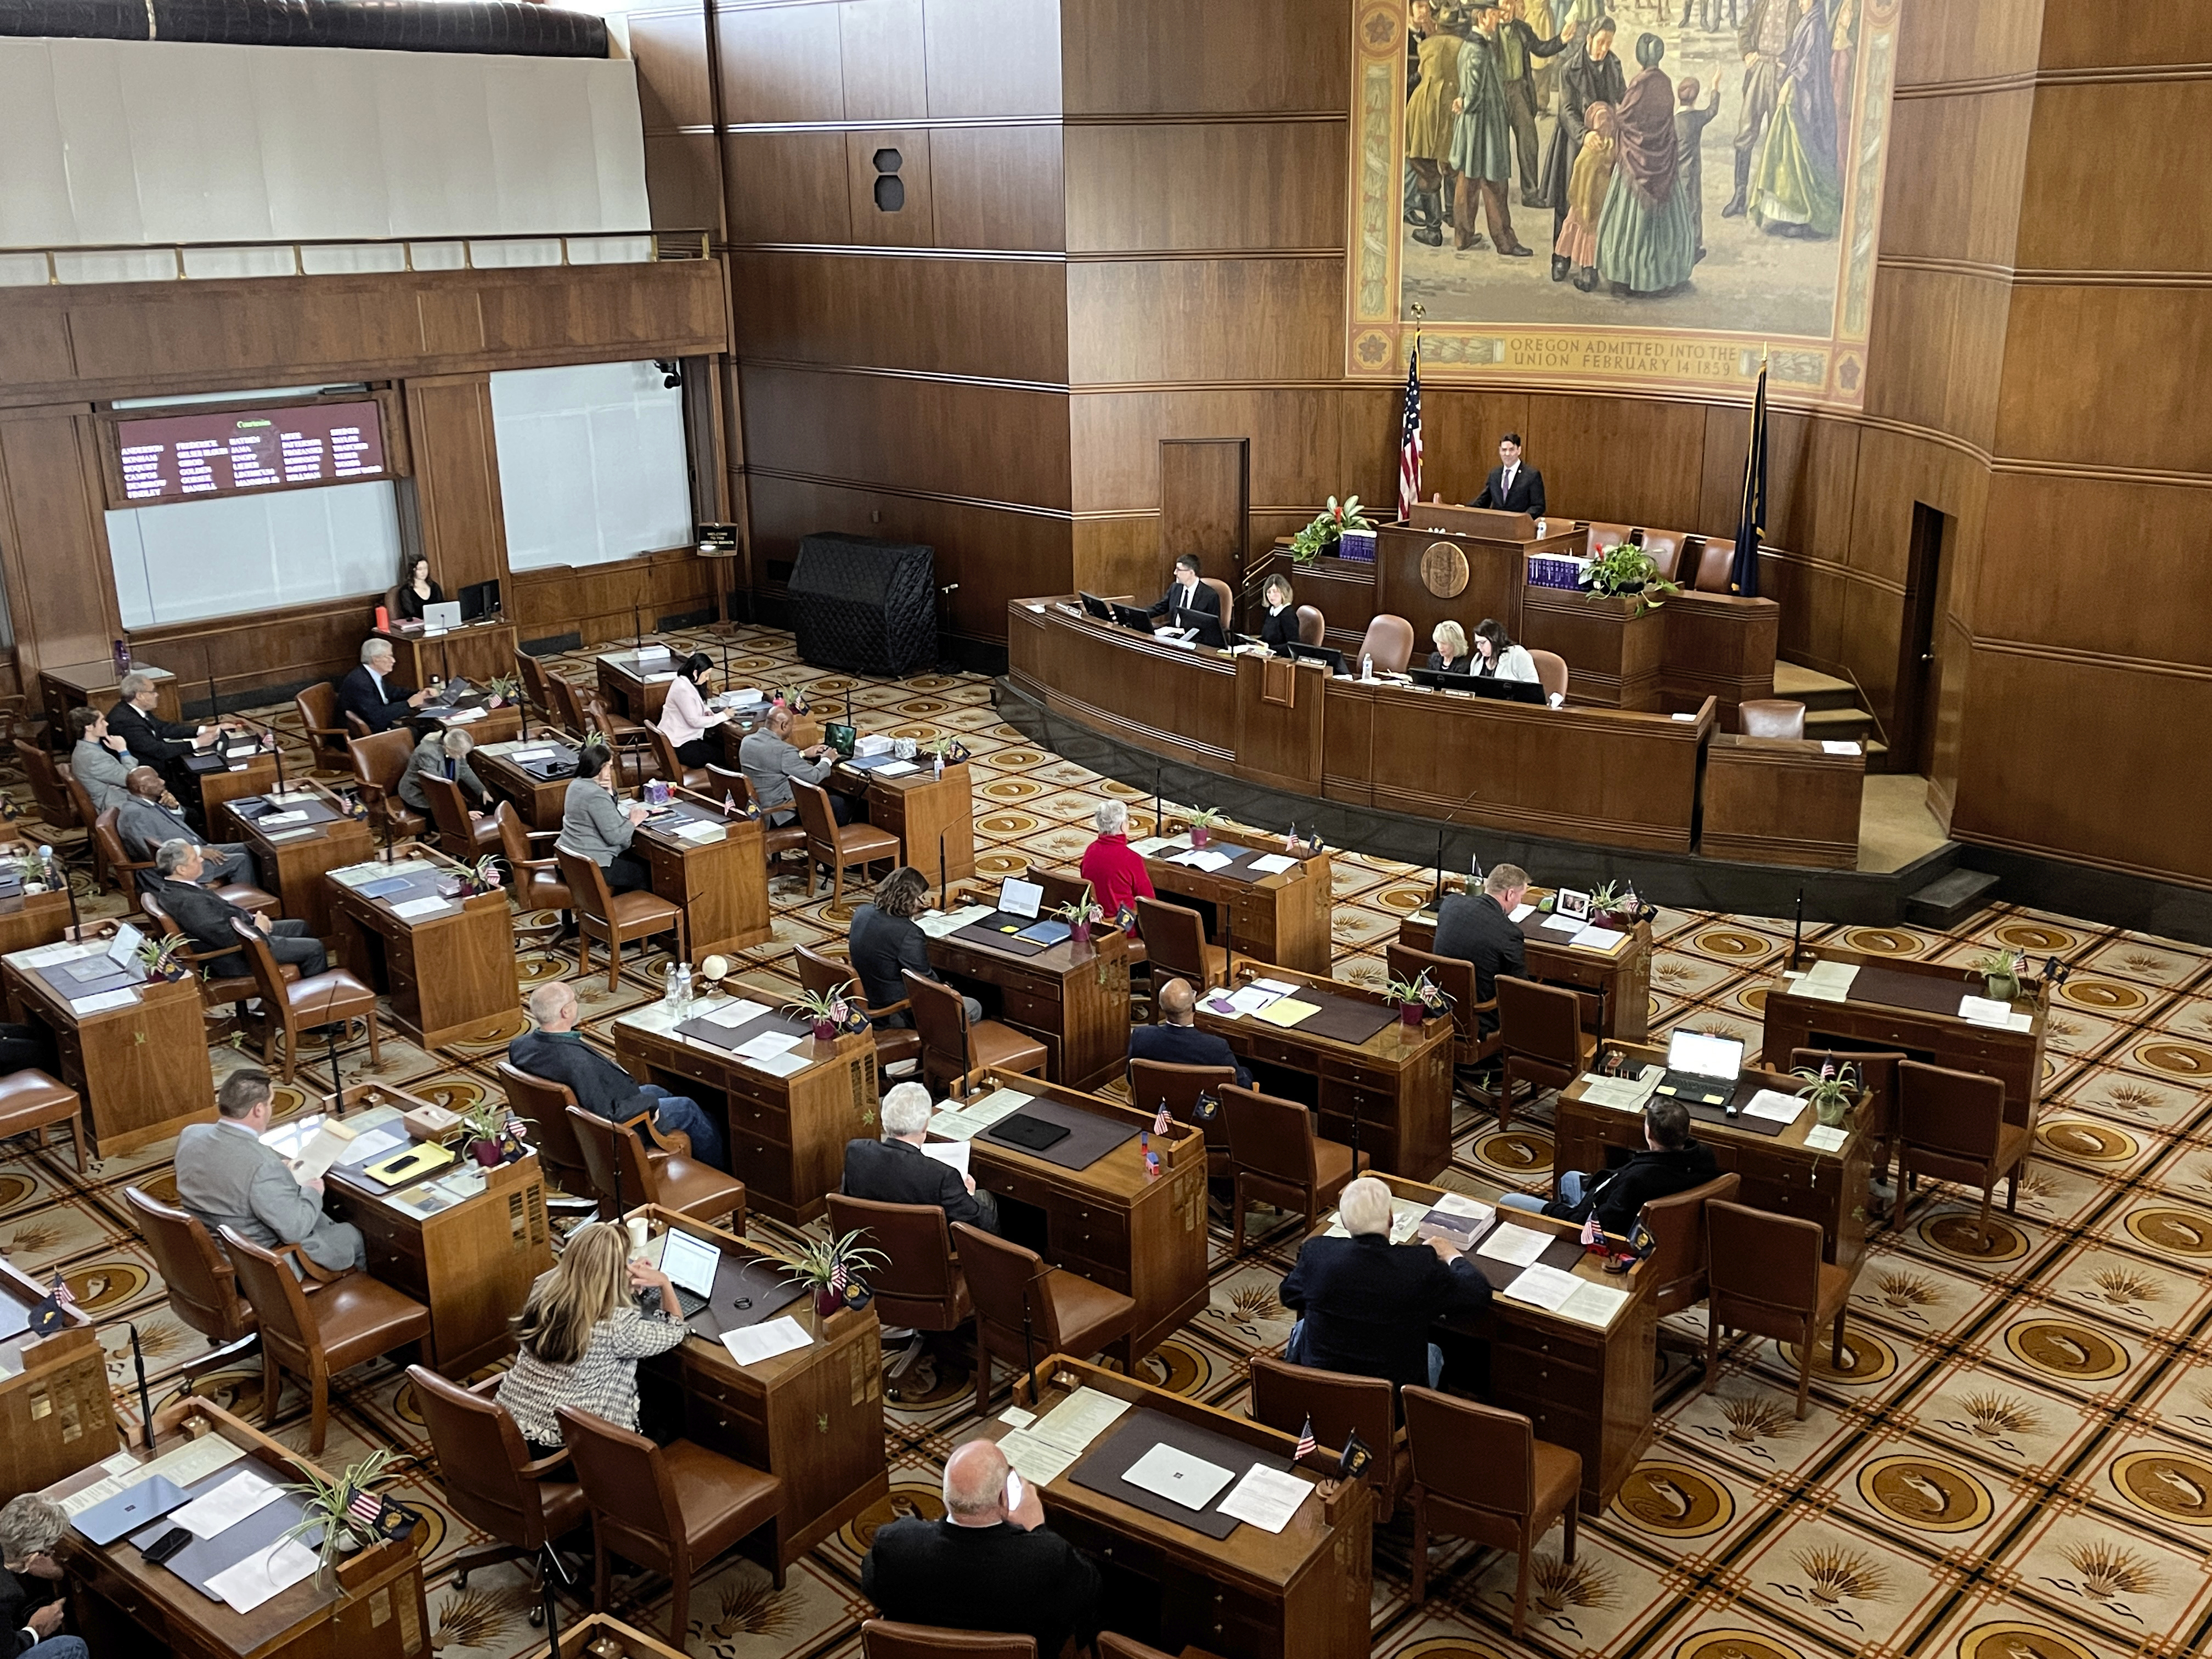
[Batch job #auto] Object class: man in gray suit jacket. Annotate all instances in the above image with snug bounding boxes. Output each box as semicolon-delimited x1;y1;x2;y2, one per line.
397;727;487;816
116;769;250;893
67;707;136;814
173;1070;366;1272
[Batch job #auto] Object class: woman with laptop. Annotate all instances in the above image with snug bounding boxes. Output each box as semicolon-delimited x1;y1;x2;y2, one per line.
392;554;444;622
495;1222;687;1459
1470;618;1541;682
655;652;732;767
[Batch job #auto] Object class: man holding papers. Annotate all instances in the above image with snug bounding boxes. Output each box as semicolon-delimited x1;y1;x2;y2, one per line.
1432;864;1531;1032
1128;978;1251;1087
861;1439;1101;1655
174;1070;367;1272
511;981;728;1170
1279;1176;1491;1392
842;1082;1000;1233
1499;1098;1718;1234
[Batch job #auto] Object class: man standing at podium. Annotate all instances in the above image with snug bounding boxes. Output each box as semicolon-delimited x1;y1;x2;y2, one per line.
1470;433;1546;517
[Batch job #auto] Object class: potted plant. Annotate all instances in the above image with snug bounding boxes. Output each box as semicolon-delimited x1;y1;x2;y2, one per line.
786;986;851;1044
1577;544;1681;613
1289;495;1376;563
785;1229;887;1328
280;1446;400;1592
1385;968;1452;1029
1790;1058;1863;1130
1970;949;2021;1004
483;674;521;709
458;1100;515;1167
137;932;195;983
1054;896;1103;946
1587;881;1643;930
1185;807;1222;849
455;854;503;898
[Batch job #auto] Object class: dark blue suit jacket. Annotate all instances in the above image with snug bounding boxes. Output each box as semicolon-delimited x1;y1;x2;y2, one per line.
338;664;417;733
1280;1231;1492;1391
1127;1020;1251;1088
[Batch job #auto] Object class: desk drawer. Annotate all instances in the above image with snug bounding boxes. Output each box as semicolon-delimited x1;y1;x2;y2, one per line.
1045;1194;1128;1256
1000;985;1063;1030
725;1097;792;1147
729;1136;793;1201
1492;1389;1600;1451
1494;1343;1598;1400
647;1046;725;1093
1242;1032;1319;1073
1497;1326;1604;1370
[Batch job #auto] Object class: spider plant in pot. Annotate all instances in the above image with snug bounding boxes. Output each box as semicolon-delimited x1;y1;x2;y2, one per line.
1587;879;1643;930
456;854;503;898
280;1446;400;1591
1791;1058;1863;1130
1054;895;1104;946
1970;949;2021;1003
785;1229;887;1327
137;931;195;984
459;1099;515;1167
786;985;852;1044
1185;806;1222;848
484;673;522;708
1385;968;1452;1029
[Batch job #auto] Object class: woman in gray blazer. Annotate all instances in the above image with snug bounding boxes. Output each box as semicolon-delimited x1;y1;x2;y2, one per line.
556;744;652;893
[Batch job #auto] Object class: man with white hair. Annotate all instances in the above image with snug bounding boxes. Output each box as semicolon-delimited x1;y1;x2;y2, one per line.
1077;797;1155;923
861;1438;1101;1654
737;704;848;825
1279;1174;1491;1393
508;980;727;1170
397;724;486;815
1;1491;85;1659
840;1081;998;1233
337;637;432;734
106;670;226;771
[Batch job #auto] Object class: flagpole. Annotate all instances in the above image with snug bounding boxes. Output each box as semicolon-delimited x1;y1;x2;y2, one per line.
1400;304;1426;523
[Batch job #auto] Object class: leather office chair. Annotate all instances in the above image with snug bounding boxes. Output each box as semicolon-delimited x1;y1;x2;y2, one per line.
791;780;900;906
555;1404;785;1647
646;723;710;795
1641;533;1683;582
143;889;297;1025
494;802;570;935
1094;1638;1178;1659
823;1193;973;1347
1386;941;1498;1084
555;848;686;994
1133;896;1226;988
952;1221;1136;1417
419;772;501;860
861;1624;1035;1659
493;1062;596;1200
1200;576;1236;633
0;1070;87;1175
1296;605;1327;646
1355;613;1416;674
222;1225;431;1454
1584;521;1632;552
1127;1059;1237;1179
1494;977;1593;1131
710;766;808;870
296;683;354;772
1402;1387;1580;1633
1219;1083;1367;1254
1638;1171;1741;1323
1739;699;1808;740
1895;1058;2034;1243
545;674;590;737
98;809;279;914
61;774;108;890
229;921;381;1086
567;1105;746;1232
1249;1353;1407;1521
903;970;1047;1099
580;689;658;788
1030;868;1091;915
1527;648;1569;704
348;727;427;839
1695;540;1735;592
14;737;81;833
1703;1199;1852;1419
797;943;921;1069
409;1366;590;1596
123;1185;269;1380
1790;1047;1906;1187
514;651;557;721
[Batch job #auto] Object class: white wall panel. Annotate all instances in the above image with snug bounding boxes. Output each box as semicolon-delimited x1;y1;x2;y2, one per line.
492;360;691;572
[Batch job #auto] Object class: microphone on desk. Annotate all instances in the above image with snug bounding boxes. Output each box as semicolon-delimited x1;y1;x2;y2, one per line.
939;833;949;912
1790;887;1804;971
41;845;82;940
128;1323;154;1450
633;598;644;651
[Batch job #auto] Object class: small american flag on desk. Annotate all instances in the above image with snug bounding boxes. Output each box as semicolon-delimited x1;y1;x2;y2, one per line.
1153;1103;1171;1136
830;1257;849;1297
347;1487;385;1531
48;1271;74;1306
1294;1414;1317;1462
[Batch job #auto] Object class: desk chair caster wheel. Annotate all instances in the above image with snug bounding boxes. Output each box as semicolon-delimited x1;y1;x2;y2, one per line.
527;1606;545;1627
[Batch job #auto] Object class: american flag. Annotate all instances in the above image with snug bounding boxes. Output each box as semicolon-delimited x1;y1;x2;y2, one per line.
1294;1414;1317;1461
829;1257;849;1297
48;1272;73;1307
724;791;739;817
1396;335;1423;521
1820;1056;1835;1081
1153;1102;1171;1136
346;1488;383;1530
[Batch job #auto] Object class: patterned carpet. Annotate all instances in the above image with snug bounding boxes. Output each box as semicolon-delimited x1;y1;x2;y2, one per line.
6;623;2211;1659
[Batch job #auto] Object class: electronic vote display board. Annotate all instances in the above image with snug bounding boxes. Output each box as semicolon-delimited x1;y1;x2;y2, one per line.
111;400;388;504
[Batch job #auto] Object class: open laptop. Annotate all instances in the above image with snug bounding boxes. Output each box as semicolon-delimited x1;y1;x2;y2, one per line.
421;600;462;631
657;1227;721;1319
1653;1030;1745;1108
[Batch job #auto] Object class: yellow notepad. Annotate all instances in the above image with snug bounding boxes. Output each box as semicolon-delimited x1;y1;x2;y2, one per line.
1253;997;1321;1029
363;1140;455;1186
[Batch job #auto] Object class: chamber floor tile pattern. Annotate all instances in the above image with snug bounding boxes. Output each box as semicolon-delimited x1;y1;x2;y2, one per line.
4;627;2207;1659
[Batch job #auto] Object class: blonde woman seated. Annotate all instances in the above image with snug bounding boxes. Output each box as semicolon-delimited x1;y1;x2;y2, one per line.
494;1221;686;1459
1427;620;1474;674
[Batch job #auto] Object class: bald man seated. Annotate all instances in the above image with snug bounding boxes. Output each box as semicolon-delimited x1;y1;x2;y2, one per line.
1126;976;1251;1088
508;980;728;1171
861;1438;1101;1655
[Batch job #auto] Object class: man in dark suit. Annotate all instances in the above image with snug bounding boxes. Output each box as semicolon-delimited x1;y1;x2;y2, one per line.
849;866;981;1025
106;673;224;772
0;1491;82;1659
862;1439;1101;1656
1470;432;1546;517
1502;1097;1722;1233
1279;1175;1492;1392
511;981;726;1170
117;768;251;894
338;638;431;734
1128;978;1251;1088
155;840;328;979
1144;554;1223;633
1432;862;1531;1032
840;1081;998;1233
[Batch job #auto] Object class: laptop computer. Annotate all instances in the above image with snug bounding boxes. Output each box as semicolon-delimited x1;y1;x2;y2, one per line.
421;600;462;631
1652;1030;1745;1108
658;1227;722;1320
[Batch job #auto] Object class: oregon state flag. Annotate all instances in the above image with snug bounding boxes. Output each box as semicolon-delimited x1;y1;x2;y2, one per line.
1731;360;1768;597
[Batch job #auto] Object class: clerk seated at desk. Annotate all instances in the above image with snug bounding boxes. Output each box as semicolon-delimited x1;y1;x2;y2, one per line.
512;981;728;1171
117;768;250;894
397;726;486;816
849;865;982;1025
1257;573;1300;652
1;1492;82;1659
1280;1175;1490;1393
338;638;432;734
738;704;852;824
1128;978;1251;1088
842;1081;1000;1233
173;1070;366;1272
1470;618;1541;682
862;1438;1102;1658
1077;799;1153;927
1427;619;1475;674
156;839;327;977
1431;862;1530;1034
1144;552;1222;635
67;707;135;814
393;554;443;622
1500;1097;1719;1232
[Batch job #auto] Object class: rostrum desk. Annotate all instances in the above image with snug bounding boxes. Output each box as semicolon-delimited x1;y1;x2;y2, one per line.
379;618;518;691
929;897;1134;1091
1398;891;1654;1042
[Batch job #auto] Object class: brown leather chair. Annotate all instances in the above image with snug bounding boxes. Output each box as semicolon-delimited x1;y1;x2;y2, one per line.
1134;896;1226;987
1355;613;1416;674
1127;1058;1237;1179
825;1193;972;1341
1584;521;1632;553
904;970;1047;1098
555;848;686;993
1695;540;1735;592
791;780;900;906
1895;1058;2034;1242
711;766;808;869
1494;977;1593;1131
544;673;590;736
568;1105;746;1232
1200;576;1236;630
580;689;658;788
98;808;279;915
1249;1352;1407;1521
349;727;427;839
1638;1171;1741;1320
142;889;297;1023
555;1404;785;1647
1030;868;1091;915
797;943;921;1069
1641;533;1683;582
61;774;108;889
1219;1083;1367;1254
123;1185;268;1379
411;1365;590;1592
861;1624;1035;1659
1739;699;1808;740
646;723;710;795
1703;1199;1852;1419
222;1224;430;1454
494;802;570;934
0;1070;87;1175
1527;648;1569;703
419;772;501;860
494;1062;595;1199
953;1221;1136;1417
229;920;381;1086
1402;1386;1580;1632
1296;604;1327;646
1386;940;1498;1080
1094;1638;1177;1659
295;683;354;772
515;652;557;721
14;737;81;832
1790;1047;1906;1186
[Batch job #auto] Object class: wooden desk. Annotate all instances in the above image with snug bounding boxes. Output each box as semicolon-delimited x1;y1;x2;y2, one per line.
1701;733;1865;868
597;648;681;722
2;951;212;1156
325;858;518;1048
633;797;773;961
832;759;976;887
52;1400;429;1659
39;659;179;737
612;995;879;1225
222;791;378;939
1555;1042;1871;1274
927;905;1133;1091
471;737;576;832
1142;827;1333;976
1519;585;1664;710
1660;589;1779;723
413;703;521;749
632;1206;889;1573
985;1356;1370;1659
198;751;281;831
0;888;71;957
0;1258;110;1504
1399;891;1654;1042
1193;962;1452;1181
1762;951;2049;1111
380;618;518;689
934;1078;1208;1362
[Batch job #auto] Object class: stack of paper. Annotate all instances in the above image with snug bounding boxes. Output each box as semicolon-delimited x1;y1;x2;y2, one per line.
1557;1279;1633;1327
929;1088;1034;1142
1502;1263;1584;1311
390;896;452;919
916;905;992;939
1576;1065;1663;1113
1253;997;1320;1029
1539;911;1585;933
876;760;921;777
1217;1465;1314;1533
1804;1125;1849;1153
1794;959;1860;1002
60;1434;246;1517
70;989;139;1015
1568;925;1628;953
1957;994;2017;1026
1249;853;1297;875
701;998;770;1028
1171;848;1235;872
1508;902;1537;922
208;1538;320;1615
1741;1088;1807;1125
1476;1222;1550;1267
722;1316;812;1367
674;822;725;843
172;1470;284;1538
1002;1386;1135;1485
1127;836;1176;857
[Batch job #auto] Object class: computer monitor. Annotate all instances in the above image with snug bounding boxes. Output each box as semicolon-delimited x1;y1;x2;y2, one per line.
1172;607;1227;649
1474;676;1548;706
1286;641;1347;675
1078;591;1115;622
1665;1029;1745;1081
459;579;501;623
421;600;462;631
660;1227;721;1299
1109;602;1156;634
1412;668;1479;693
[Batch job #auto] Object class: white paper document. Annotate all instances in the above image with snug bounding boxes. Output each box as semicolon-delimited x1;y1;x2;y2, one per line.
967;1088;1035;1126
1957;994;2016;1026
1568;926;1628;953
674;822;725;843
263;828;318;843
1503;1263;1585;1311
1029;1386;1135;1455
1477;1222;1551;1266
258;810;309;827
1577;1066;1663;1113
13;942;98;968
875;760;921;777
1539;912;1585;933
389;896;452;919
1820;740;1862;755
920;1139;970;1178
721;1316;812;1367
70;990;140;1015
735;1031;803;1060
1741;1088;1807;1125
745;1049;812;1078
1128;836;1176;856
1508;902;1537;922
60;1434;247;1517
508;747;558;763
1804;1125;1849;1153
1795;958;1860;1002
926;1110;988;1142
172;1470;284;1539
917;905;992;939
1173;849;1234;872
1122;1443;1236;1513
340;1126;408;1166
1226;984;1283;1015
998;1427;1080;1487
1558;1279;1633;1327
703;998;770;1028
1251;979;1299;995
287;1123;358;1182
998;1406;1037;1429
208;1537;321;1615
1216;1465;1314;1533
1249;853;1297;875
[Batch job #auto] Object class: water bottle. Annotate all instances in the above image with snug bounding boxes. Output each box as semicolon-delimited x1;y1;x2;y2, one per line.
1536;517;1548;538
663;963;679;1006
676;962;693;1015
1361;653;1373;682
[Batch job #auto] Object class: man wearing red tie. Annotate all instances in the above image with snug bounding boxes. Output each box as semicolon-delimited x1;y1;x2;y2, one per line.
1471;432;1546;517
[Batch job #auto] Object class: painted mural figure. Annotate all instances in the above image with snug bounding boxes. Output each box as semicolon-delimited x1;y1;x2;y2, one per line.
1594;34;1697;296
1673;76;1723;263
1748;0;1843;235
1496;0;1577;204
1403;2;1465;246
1721;0;1798;219
1554;103;1616;292
1447;3;1533;256
1537;19;1626;282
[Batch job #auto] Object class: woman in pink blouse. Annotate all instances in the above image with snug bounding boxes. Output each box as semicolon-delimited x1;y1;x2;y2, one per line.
656;652;730;766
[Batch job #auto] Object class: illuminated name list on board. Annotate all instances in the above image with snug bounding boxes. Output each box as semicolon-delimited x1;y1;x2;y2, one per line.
115;400;387;503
